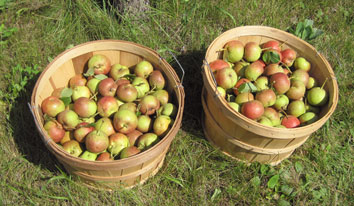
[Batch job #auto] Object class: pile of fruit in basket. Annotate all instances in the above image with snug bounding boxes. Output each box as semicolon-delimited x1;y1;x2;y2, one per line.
208;40;328;128
41;54;177;161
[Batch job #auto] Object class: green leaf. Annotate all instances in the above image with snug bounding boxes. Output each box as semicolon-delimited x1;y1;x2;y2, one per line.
94;74;108;80
294;22;304;36
60;97;71;106
60;88;73;98
251;176;261;187
84;68;95;77
308;28;324;40
262;50;280;64
295;161;303;173
238;82;258;93
260;164;269;175
280;185;293;196
267;174;279;189
303;19;314;27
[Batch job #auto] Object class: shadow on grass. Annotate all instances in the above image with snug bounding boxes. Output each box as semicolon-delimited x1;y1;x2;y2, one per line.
9;75;66;174
169;50;207;138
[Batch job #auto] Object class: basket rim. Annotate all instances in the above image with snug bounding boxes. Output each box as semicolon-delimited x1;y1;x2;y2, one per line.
203;25;339;136
30;39;185;167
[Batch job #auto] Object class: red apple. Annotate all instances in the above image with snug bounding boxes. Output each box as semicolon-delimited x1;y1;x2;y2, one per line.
113;109;138;134
69;74;87;88
97;96;119;117
95;117;115;136
41;96;65;117
215;67;238;89
116;83;138;103
269;72;290;94
73;97;97;118
139;95;160;115
88;54;111;75
120;146;141;159
85;130;109;153
43;120;65;143
261;40;281;52
255;89;276;107
281;48;297;67
96;152;113;161
244;42;262;62
126;130;143;146
73;122;95;143
209;59;231;73
264;64;284;76
281;115;300;128
245;61;264;81
241;100;264;120
149;70;165;90
98;77;118;97
235;92;254;105
57;109;80;130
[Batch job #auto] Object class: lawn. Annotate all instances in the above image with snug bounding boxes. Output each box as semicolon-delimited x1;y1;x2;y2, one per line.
0;0;353;205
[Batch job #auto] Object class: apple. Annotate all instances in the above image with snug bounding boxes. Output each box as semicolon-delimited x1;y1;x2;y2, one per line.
57;109;80;130
139;95;160;115
41;96;65;117
245;61;264;81
228;102;240;112
235;92;254;105
258;116;273;127
97;96;119;117
96;152;113;161
137;115;152;133
98;77;118;97
241;100;264;120
116;83;138;103
254;59;266;68
95;117;115;136
264;64;283;76
62;140;82;157
233;61;249;77
137;133;159;150
287;100;306;117
132;77;150;98
291;70;309;86
286;80;306;100
261;40;281;52
72;86;91;101
307;87;328;106
134;60;154;78
86;77;101;94
158;103;177;117
113;109;138;134
223;40;244;63
244;42;262;62
254;76;269;91
269;72;290;94
73;122;95;143
109;63;129;81
88;54;111;75
153;115;172;136
306;77;318;89
255;89;276;107
294;57;311;72
152;89;169;105
281;48;297;67
116;79;131;87
85;130;109;153
281;115;300;128
233;78;250;95
215;67;238;89
120;146;141;159
217;86;226;99
108;133;130;157
274;94;289;111
209;59;231;73
299;112;319;126
118;102;137;113
263;107;281;126
60;131;72;145
80;151;98;161
149;70;165;90
43;120;65;143
69;74;87;88
73;97;97;118
126;130;143;146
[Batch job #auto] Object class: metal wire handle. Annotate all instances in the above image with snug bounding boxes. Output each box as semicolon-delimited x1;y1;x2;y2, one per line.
27;102;53;145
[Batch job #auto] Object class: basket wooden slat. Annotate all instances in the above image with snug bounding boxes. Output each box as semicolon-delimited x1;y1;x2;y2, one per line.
202;26;338;165
31;40;185;189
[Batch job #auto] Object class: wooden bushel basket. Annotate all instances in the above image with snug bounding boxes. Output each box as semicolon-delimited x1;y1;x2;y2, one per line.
30;40;185;189
201;26;338;165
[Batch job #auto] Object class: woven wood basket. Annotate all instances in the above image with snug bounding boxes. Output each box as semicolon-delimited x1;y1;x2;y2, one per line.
201;26;338;165
30;40;185;189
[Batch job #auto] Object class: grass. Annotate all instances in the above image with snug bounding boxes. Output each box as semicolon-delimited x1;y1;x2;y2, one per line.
0;0;353;205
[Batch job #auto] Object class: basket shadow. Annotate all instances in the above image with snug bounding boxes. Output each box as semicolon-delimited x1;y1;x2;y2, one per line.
9;76;66;174
168;50;207;139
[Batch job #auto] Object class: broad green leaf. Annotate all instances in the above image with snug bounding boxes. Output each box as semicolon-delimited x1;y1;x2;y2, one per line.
262;50;280;64
60;97;71;106
280;185;293;196
295;161;303;173
267;174;279;189
251;176;261;187
94;74;108;80
303;19;314;27
295;22;304;36
60;88;73;98
309;28;324;40
84;67;95;77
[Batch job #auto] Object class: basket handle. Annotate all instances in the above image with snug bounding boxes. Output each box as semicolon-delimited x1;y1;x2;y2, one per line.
202;59;225;98
158;50;185;88
27;102;53;146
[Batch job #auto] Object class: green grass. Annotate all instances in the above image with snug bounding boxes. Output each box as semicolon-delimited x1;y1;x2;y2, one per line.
0;0;353;205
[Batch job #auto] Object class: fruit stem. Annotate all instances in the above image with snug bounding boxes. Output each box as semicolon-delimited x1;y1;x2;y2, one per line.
321;78;328;90
280;63;292;74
